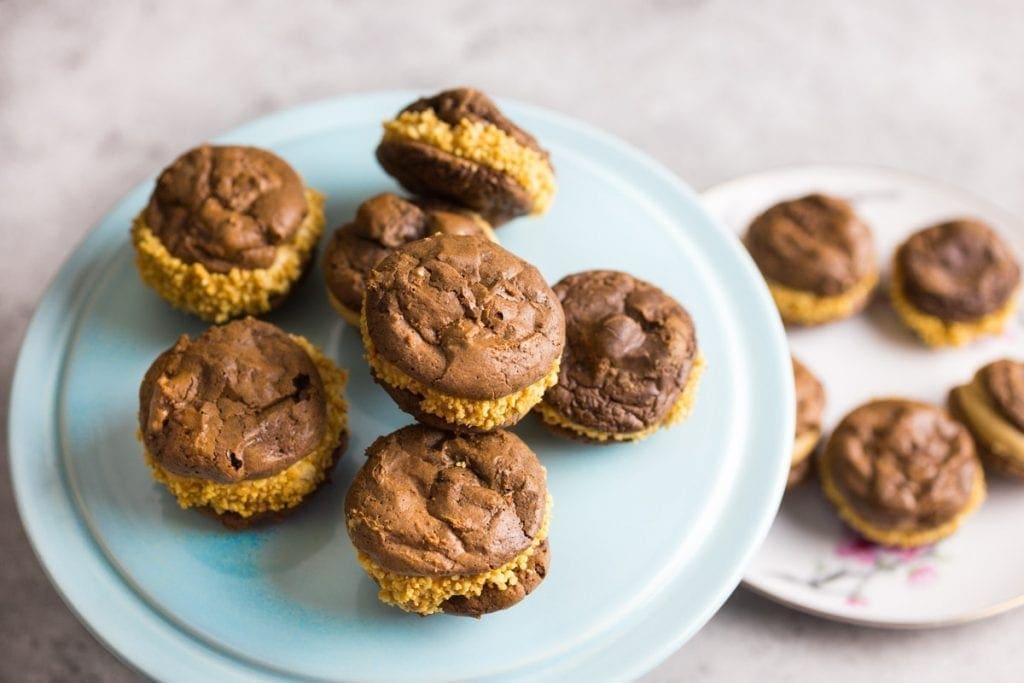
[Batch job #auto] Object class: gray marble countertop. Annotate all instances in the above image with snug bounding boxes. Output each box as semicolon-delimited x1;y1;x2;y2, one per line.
3;1;1022;680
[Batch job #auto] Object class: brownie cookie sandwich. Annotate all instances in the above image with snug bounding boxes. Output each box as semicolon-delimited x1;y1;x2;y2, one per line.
820;399;985;547
138;317;348;527
323;193;496;325
949;359;1024;479
345;425;551;617
132;145;325;322
362;233;565;432
891;219;1020;347
745;194;878;325
534;270;703;443
376;87;556;224
789;356;825;489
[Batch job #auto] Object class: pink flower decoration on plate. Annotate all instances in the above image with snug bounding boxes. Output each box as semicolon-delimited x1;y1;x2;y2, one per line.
894;546;929;562
835;536;877;564
908;564;938;585
845;595;867;606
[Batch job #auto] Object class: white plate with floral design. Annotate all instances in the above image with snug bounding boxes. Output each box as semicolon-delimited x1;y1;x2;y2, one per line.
703;164;1024;628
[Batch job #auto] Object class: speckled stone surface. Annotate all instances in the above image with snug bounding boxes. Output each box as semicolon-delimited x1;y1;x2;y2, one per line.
3;1;1023;680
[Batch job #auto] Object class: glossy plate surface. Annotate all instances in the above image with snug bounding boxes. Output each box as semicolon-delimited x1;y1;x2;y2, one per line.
10;92;792;680
705;164;1024;628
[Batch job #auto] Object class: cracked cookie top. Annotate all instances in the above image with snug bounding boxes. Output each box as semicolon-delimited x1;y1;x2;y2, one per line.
323;193;491;314
745;194;876;296
896;219;1020;320
138;317;326;483
826;399;978;528
363;233;565;400
542;270;698;434
144;145;308;273
345;425;547;576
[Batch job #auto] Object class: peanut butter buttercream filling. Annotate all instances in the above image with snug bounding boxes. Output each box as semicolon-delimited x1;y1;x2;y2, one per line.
890;260;1019;347
535;354;706;443
766;270;879;325
791;429;821;465
143;335;348;517
952;380;1024;467
326;290;362;326
819;440;986;548
466;213;500;243
361;312;559;431
382;109;556;215
132;188;325;323
356;495;552;616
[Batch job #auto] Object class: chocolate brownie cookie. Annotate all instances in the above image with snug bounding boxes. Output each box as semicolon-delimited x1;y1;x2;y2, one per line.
362;233;564;432
788;356;825;489
745;194;878;325
138;317;348;526
534;270;703;442
345;425;551;616
891;219;1020;346
376;88;556;224
131;145;325;322
820;399;985;547
323;193;495;324
949;358;1024;478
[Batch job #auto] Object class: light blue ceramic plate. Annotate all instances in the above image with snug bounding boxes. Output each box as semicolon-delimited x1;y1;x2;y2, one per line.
9;92;793;682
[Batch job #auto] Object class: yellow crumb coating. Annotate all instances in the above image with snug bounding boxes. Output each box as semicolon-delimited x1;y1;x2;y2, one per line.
889;260;1018;347
535;355;706;443
766;270;878;326
143;335;348;517
326;290;362;326
131;189;325;323
357;495;552;615
361;313;558;431
382;109;556;215
819;440;986;548
792;429;821;465
951;381;1024;477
